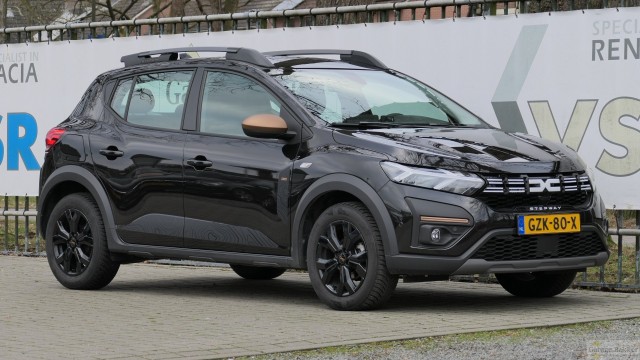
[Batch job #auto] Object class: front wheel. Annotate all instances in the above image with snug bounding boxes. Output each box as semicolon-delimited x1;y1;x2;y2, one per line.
45;193;119;290
496;270;577;297
307;202;398;311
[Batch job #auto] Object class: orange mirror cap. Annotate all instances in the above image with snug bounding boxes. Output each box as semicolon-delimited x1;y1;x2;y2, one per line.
242;114;288;135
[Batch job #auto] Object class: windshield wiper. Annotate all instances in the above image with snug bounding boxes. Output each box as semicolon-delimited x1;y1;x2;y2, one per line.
329;122;400;129
329;122;478;129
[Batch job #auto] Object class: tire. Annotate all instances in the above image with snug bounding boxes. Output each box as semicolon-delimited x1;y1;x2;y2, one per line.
496;270;577;298
45;193;120;290
307;202;398;311
230;264;286;280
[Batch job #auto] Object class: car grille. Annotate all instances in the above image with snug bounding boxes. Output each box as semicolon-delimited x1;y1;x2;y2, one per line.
476;174;592;211
471;233;606;262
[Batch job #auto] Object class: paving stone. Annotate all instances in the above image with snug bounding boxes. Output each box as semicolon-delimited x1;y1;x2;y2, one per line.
2;256;640;359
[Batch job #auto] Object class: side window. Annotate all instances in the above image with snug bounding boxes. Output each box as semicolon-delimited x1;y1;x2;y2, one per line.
111;79;132;118
200;72;281;137
112;71;193;130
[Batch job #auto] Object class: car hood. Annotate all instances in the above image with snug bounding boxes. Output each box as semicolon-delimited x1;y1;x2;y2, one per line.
332;127;586;174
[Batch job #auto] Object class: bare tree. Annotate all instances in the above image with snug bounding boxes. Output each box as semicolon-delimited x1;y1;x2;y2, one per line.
314;0;373;24
0;0;64;27
69;0;152;22
1;1;7;28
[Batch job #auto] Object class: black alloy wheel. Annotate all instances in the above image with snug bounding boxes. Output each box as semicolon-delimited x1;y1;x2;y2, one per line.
315;220;368;296
51;208;94;276
46;193;119;290
307;202;398;311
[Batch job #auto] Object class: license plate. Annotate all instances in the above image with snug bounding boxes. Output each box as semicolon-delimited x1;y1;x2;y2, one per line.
517;213;580;235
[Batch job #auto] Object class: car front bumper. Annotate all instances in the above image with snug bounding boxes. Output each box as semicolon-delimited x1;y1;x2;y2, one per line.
378;181;610;276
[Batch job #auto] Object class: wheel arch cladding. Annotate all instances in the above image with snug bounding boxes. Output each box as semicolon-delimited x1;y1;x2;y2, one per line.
39;166;117;248
291;174;398;268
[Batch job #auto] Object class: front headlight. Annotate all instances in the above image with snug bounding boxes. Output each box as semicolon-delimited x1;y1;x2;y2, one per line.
380;162;485;196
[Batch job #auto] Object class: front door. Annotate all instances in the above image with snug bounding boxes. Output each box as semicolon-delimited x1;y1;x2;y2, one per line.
183;70;296;255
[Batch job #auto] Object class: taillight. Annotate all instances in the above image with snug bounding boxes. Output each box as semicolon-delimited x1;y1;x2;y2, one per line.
45;127;66;151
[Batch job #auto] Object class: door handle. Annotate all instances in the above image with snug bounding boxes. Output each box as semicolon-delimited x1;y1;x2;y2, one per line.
186;157;213;170
99;147;124;159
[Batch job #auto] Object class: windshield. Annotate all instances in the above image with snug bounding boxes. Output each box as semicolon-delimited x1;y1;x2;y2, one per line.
271;68;486;127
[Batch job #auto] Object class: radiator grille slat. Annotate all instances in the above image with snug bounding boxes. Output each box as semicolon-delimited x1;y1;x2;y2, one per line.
477;174;593;211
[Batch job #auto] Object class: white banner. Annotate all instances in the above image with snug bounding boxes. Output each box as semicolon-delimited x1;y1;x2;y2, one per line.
0;9;638;208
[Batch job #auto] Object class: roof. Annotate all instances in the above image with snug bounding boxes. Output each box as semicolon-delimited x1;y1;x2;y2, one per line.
180;0;305;17
272;0;306;11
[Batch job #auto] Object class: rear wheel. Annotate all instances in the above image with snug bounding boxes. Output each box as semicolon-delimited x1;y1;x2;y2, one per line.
307;202;398;311
45;193;119;290
496;270;577;297
230;264;286;280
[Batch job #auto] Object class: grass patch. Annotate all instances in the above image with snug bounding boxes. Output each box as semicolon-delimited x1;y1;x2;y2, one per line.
577;241;639;288
238;321;616;360
607;209;639;229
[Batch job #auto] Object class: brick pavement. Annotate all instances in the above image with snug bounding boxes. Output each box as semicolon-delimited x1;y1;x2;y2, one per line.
1;256;640;360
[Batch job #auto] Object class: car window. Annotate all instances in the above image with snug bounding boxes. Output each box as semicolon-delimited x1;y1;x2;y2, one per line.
200;71;281;137
111;79;132;118
117;71;193;130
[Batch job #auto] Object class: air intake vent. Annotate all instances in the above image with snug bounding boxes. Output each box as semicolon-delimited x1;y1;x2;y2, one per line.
471;232;605;261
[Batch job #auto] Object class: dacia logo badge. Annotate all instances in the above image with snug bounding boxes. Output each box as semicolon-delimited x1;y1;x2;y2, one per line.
529;178;561;193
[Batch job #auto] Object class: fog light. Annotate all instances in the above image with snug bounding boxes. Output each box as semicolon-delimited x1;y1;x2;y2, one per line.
431;228;441;242
418;224;471;246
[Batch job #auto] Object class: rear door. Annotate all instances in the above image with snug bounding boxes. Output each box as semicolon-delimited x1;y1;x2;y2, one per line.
183;69;299;255
91;70;195;247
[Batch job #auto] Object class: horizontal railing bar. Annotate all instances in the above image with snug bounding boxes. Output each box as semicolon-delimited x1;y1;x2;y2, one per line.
609;228;640;236
1;210;38;217
1;0;511;35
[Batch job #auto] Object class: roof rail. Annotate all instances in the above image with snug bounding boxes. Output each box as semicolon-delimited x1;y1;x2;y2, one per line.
264;49;388;70
120;47;274;68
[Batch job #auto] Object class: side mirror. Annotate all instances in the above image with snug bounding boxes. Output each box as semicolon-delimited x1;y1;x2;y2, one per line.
242;114;292;139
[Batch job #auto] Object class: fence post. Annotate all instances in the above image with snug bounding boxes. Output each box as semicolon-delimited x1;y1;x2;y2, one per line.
3;195;7;251
24;195;30;253
636;210;639;285
616;210;623;285
35;196;40;253
13;195;18;252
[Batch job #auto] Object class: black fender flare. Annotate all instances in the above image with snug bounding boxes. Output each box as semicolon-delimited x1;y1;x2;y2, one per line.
38;166;121;250
290;173;398;268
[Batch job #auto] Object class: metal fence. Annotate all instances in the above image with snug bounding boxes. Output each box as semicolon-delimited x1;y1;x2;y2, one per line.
1;195;40;255
1;0;640;44
2;195;639;289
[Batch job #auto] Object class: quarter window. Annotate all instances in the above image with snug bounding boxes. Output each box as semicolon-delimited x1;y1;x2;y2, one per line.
111;79;132;118
200;72;281;137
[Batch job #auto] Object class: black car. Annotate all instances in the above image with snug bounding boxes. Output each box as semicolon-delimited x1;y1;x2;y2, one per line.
39;47;609;310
